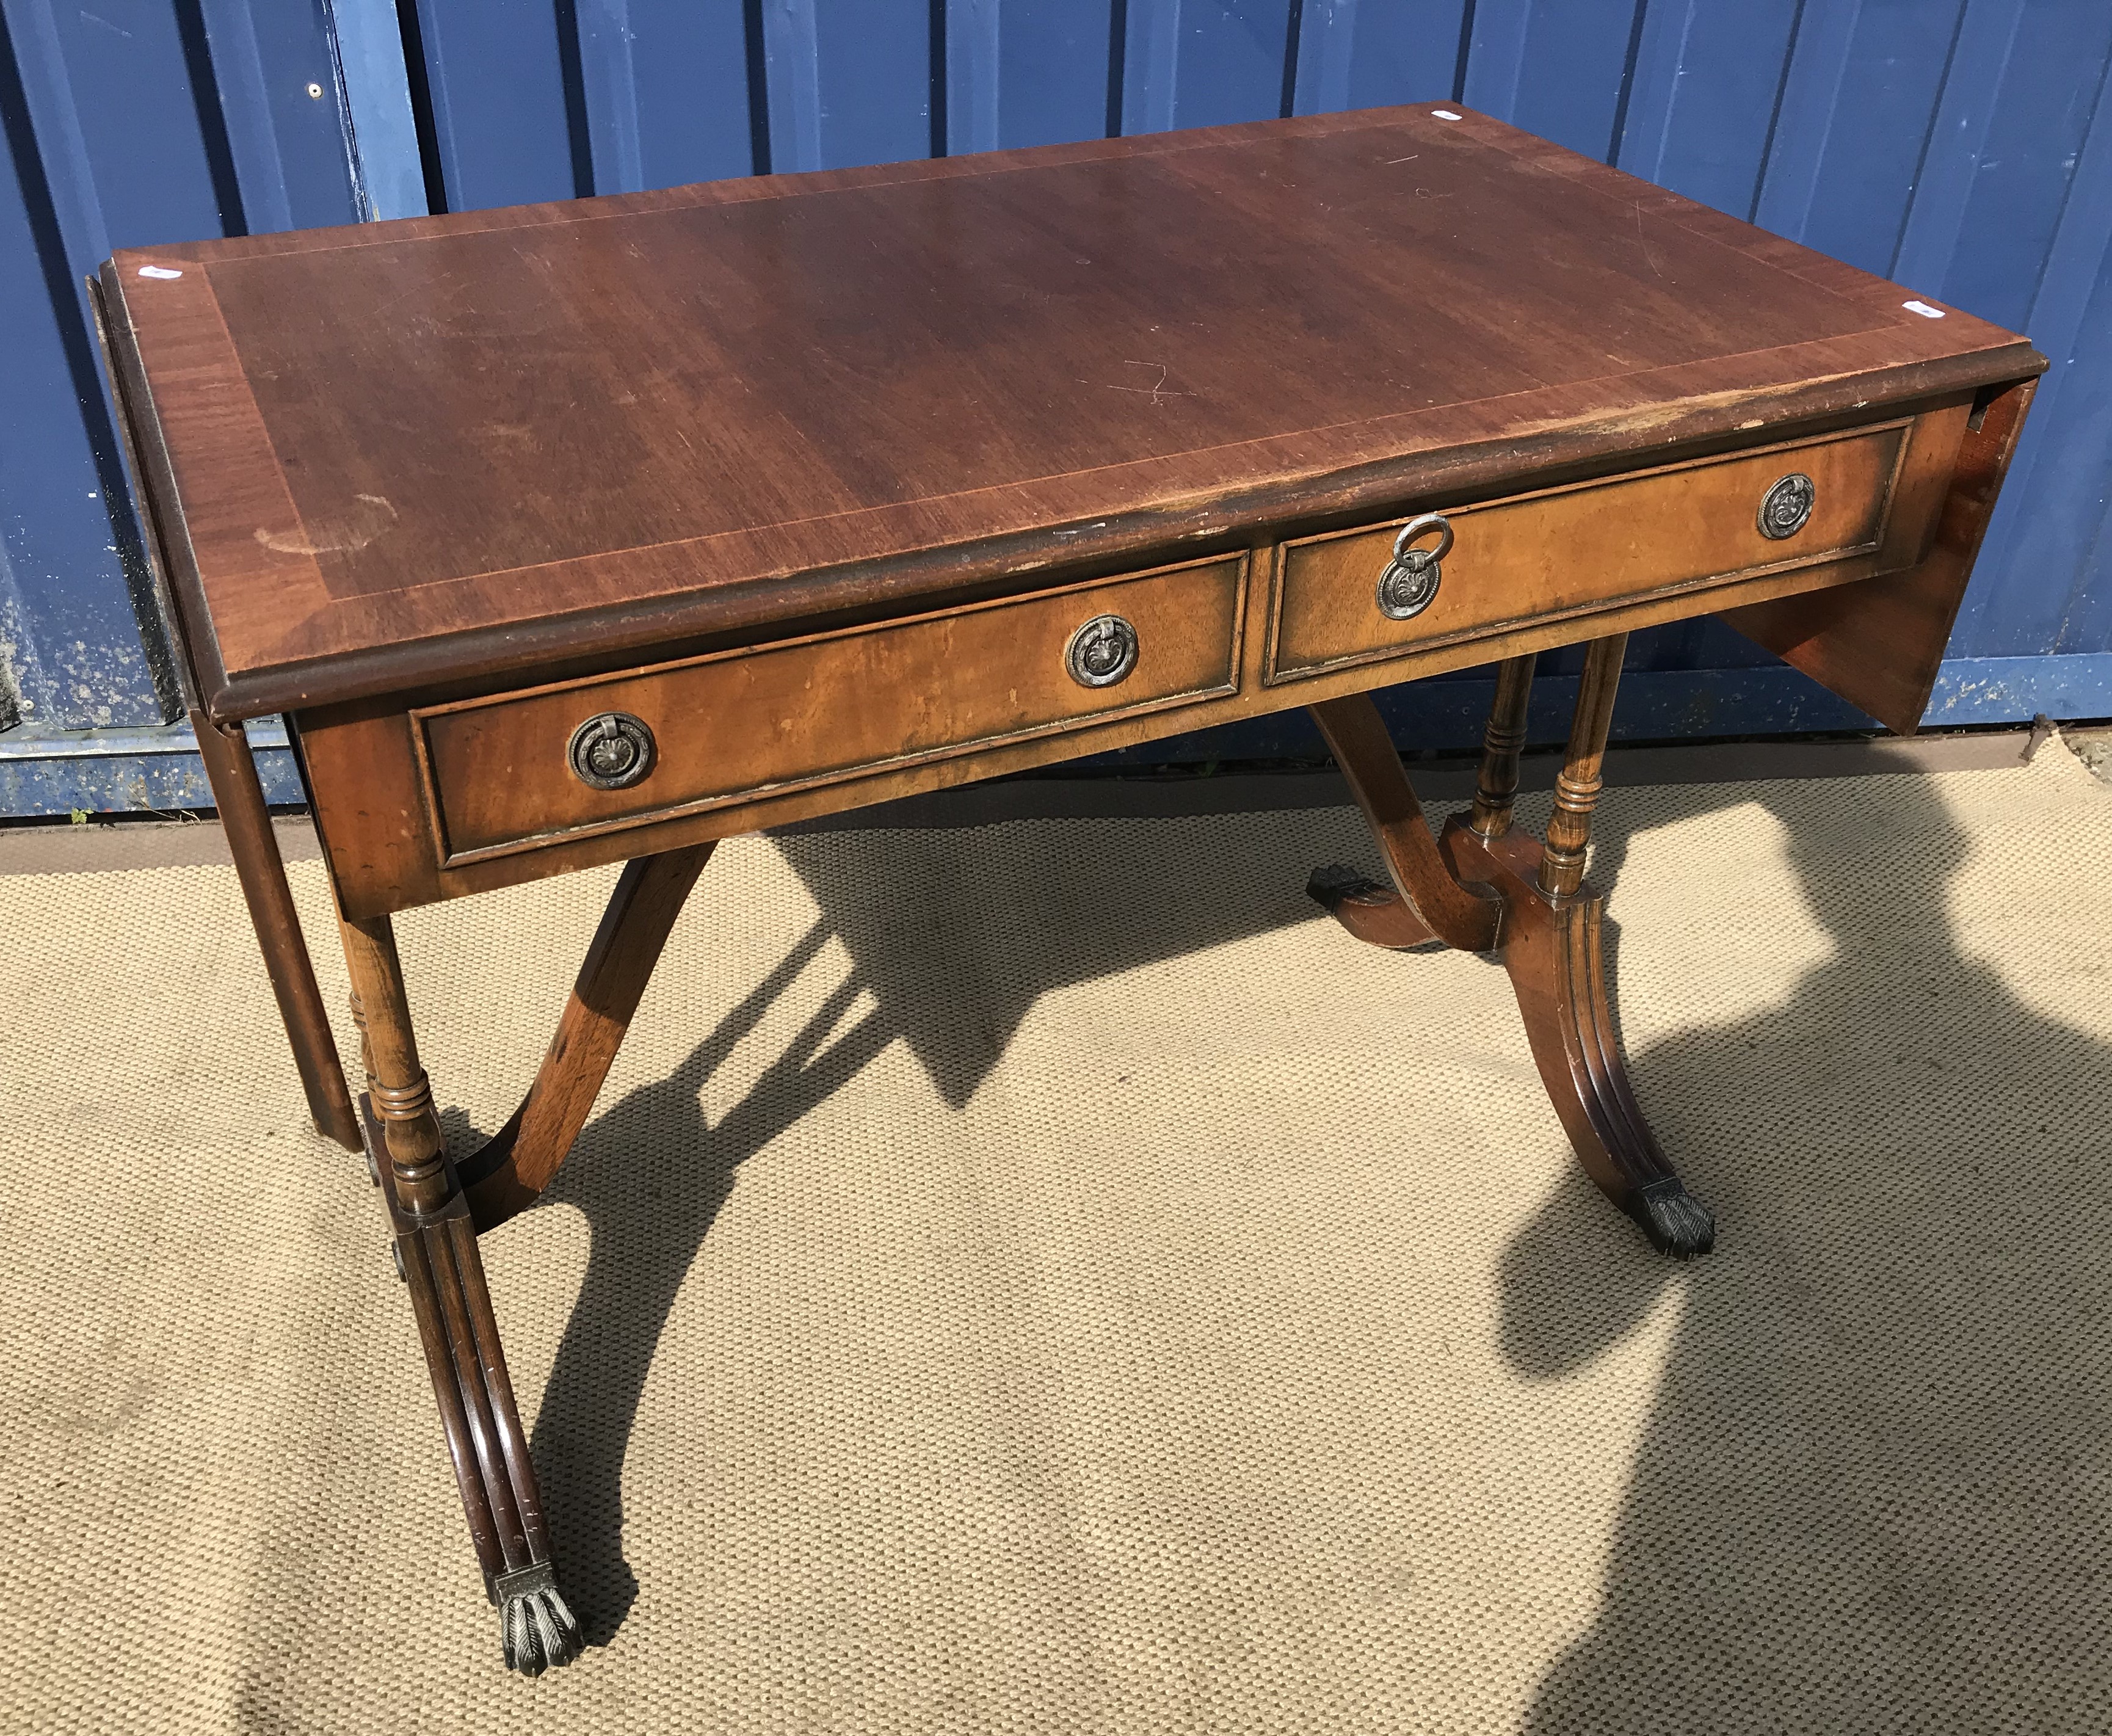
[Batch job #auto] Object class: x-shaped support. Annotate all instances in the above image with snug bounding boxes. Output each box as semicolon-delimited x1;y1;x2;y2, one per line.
207;632;1708;1675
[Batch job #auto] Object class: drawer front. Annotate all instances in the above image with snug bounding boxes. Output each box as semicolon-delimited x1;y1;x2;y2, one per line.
416;554;1245;862
1268;422;1911;683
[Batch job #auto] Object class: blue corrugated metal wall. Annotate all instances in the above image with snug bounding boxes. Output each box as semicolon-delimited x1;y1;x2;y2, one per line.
4;0;2110;813
1;0;376;808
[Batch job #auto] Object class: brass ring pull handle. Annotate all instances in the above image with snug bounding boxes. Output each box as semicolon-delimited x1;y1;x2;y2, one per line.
1757;472;1815;539
1376;512;1453;620
1066;613;1140;688
567;711;656;790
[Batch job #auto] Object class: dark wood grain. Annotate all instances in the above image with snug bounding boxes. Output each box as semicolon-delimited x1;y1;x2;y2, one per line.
1538;634;1629;898
292;437;2012;923
1305;672;1712;1257
1268;418;1918;684
1305;863;1442;950
418;554;1241;864
87;272;363;1150
95;107;2047;1668
1467;654;1538;838
103;104;2041;722
1439;818;1714;1258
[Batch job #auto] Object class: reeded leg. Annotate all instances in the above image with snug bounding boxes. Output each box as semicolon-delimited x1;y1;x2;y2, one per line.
1306;650;1713;1258
338;913;582;1674
1442;636;1713;1257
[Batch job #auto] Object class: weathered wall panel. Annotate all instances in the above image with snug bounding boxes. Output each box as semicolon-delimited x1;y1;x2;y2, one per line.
1;0;360;744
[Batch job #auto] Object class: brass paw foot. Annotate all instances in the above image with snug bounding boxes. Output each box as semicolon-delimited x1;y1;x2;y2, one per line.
1628;1176;1716;1260
492;1563;583;1676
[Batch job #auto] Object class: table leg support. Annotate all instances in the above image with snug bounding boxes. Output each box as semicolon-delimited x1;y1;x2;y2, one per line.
1307;694;1502;953
1305;655;1713;1258
194;714;361;1152
338;912;582;1674
1442;635;1714;1257
1467;653;1538;840
1536;636;1624;899
459;840;715;1230
1440;823;1714;1255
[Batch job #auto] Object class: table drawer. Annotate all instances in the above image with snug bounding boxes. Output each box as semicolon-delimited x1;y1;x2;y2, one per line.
415;554;1246;862
1266;421;1914;684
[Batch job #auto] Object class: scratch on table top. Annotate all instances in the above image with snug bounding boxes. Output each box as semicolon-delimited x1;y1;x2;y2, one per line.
1635;200;1662;277
1085;361;1191;407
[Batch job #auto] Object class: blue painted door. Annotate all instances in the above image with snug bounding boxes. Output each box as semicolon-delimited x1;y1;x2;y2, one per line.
4;0;2109;812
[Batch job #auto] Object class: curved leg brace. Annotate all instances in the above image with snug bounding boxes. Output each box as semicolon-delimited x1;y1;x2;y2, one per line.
1307;655;1713;1258
459;841;714;1230
1308;694;1501;952
1439;821;1715;1257
1305;862;1441;950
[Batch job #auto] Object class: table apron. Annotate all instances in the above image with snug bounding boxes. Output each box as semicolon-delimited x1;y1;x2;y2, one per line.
299;403;1971;920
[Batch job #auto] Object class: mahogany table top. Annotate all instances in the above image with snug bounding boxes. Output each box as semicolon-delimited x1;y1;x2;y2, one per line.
101;104;2038;721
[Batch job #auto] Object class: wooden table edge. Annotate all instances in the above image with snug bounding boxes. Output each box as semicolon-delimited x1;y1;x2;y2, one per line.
161;344;2041;724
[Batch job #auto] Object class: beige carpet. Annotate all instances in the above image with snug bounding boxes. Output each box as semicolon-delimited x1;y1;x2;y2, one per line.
4;744;2111;1733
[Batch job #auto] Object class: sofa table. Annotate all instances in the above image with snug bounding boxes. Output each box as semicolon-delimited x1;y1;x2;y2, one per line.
93;104;2042;1674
